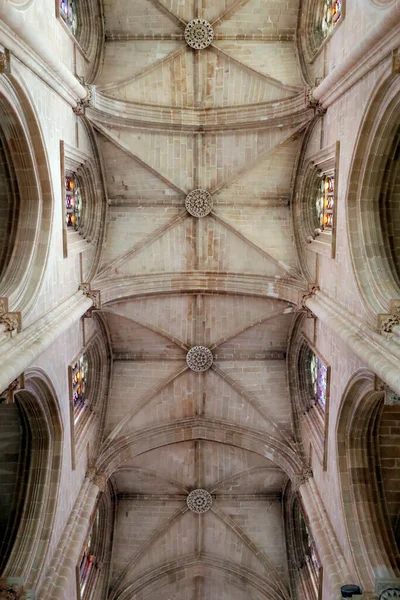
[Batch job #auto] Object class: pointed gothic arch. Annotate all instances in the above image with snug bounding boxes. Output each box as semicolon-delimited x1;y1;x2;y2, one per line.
336;369;400;592
0;71;53;315
0;368;63;591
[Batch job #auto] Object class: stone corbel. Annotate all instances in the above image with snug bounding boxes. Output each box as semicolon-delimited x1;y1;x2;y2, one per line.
79;283;101;318
298;284;319;318
0;373;25;404
379;300;400;334
375;376;400;406
73;84;95;116
0;298;21;337
292;467;313;492
0;48;11;74
305;87;326;116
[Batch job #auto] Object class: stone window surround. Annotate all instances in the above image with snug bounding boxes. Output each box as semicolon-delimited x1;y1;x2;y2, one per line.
68;334;98;470
60;140;92;259
55;0;89;63
304;0;346;65
306;141;340;260
299;333;331;471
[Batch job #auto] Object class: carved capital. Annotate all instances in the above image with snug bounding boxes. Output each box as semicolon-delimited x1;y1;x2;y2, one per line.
375;377;400;406
0;580;23;599
86;468;107;492
0;49;11;74
0;298;21;337
379;304;400;334
86;467;97;482
298;284;319;318
0;374;25;404
79;283;101;317
292;468;313;492
93;472;107;492
392;51;400;75
73;85;95;115
379;588;400;599
305;87;326;115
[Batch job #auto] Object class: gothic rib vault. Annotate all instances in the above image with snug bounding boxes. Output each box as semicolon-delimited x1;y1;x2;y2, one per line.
88;1;313;598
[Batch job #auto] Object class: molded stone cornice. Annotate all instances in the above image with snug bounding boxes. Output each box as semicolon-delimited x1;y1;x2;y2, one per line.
93;272;308;306
87;92;313;132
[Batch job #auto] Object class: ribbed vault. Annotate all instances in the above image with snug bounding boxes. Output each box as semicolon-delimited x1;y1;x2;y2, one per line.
90;0;312;597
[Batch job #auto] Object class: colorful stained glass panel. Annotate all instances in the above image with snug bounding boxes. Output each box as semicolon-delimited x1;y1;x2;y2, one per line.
60;0;77;35
310;352;327;407
65;174;82;230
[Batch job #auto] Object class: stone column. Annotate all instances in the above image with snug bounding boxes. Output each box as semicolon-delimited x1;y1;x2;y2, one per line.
37;471;106;600
313;0;400;108
0;0;87;107
0;290;92;395
297;475;353;600
304;290;400;397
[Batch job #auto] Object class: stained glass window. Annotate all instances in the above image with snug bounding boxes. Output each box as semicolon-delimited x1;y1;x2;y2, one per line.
71;353;88;421
310;352;327;408
60;0;77;36
80;510;99;595
65;174;82;231
320;0;342;38
316;174;334;231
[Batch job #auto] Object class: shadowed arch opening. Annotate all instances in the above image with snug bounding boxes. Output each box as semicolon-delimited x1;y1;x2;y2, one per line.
0;369;63;591
336;369;400;592
347;74;400;315
0;73;53;315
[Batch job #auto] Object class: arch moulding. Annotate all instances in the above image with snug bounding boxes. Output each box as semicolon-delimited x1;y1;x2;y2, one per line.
336;369;400;591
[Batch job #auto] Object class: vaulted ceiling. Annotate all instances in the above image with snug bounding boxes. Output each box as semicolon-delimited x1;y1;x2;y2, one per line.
89;1;312;598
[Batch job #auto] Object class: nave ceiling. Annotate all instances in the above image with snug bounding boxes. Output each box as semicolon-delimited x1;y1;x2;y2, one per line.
88;0;313;597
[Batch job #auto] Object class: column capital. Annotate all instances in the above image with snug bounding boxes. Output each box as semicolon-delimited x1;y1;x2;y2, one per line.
79;283;101;317
298;284;319;317
392;50;400;75
379;587;400;599
0;580;23;599
0;373;25;404
0;48;11;74
305;87;326;116
86;467;107;492
73;84;95;116
375;377;400;406
379;300;400;334
292;467;313;492
0;298;21;337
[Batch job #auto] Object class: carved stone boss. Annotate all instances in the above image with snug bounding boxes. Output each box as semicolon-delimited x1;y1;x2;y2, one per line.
187;489;213;513
186;346;214;372
184;19;214;50
185;189;213;217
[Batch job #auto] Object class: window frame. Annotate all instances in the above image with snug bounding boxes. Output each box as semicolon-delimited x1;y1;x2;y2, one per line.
55;0;91;64
306;141;340;259
68;339;97;470
60;140;92;259
300;334;331;470
306;0;346;64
